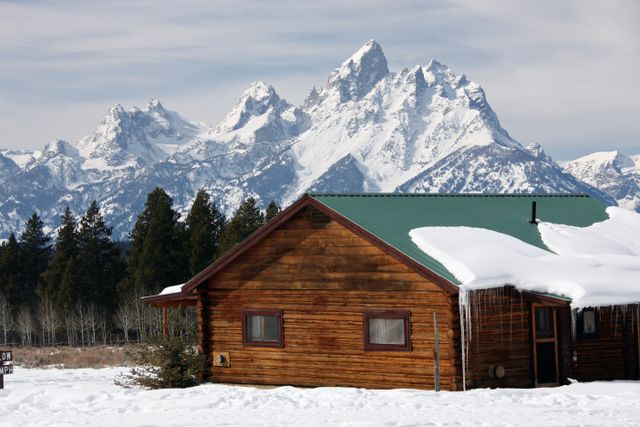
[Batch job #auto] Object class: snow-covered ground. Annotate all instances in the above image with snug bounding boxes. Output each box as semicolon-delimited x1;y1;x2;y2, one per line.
1;367;640;426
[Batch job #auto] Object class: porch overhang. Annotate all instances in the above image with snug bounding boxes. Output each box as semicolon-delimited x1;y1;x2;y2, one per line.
141;292;197;308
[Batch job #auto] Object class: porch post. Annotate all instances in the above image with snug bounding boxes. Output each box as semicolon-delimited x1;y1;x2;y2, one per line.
558;306;573;384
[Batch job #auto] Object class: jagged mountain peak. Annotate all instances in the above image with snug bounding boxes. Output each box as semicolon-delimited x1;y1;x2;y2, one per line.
424;59;453;80
570;150;635;170
564;150;640;211
42;139;79;159
75;100;202;170
243;81;276;100
325;40;390;102
144;97;165;112
303;86;321;108
526;143;546;159
215;81;289;133
107;103;126;118
0;43;629;240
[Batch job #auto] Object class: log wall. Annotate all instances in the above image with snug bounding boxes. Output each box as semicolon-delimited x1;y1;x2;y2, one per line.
201;207;461;390
571;306;639;381
464;288;535;388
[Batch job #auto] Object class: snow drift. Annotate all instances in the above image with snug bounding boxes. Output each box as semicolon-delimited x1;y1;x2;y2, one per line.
409;206;640;308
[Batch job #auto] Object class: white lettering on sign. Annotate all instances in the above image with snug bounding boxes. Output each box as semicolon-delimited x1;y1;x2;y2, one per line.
0;351;12;362
1;364;12;375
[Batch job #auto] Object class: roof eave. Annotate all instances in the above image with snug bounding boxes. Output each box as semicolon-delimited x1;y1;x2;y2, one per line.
141;293;198;307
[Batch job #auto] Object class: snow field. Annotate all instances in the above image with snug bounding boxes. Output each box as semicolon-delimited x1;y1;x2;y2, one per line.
1;367;639;426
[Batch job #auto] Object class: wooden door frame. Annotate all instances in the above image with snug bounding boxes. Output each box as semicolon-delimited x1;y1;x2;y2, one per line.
637;306;640;378
531;304;560;387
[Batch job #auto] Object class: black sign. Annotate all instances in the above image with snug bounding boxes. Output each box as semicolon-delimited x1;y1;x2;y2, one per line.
0;350;11;362
1;364;12;375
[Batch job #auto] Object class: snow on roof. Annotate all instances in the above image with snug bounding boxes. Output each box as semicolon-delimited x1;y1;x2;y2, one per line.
409;207;640;308
159;283;185;296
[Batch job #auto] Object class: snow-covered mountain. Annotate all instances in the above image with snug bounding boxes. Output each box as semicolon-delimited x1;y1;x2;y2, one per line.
564;151;640;212
0;40;619;239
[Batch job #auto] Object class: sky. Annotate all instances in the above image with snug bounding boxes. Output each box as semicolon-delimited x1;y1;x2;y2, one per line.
0;0;638;160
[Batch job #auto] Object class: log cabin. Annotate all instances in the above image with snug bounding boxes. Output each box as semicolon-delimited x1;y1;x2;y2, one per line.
143;193;640;390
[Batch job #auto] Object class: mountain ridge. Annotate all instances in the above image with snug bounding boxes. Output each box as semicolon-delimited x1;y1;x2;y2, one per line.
0;40;625;239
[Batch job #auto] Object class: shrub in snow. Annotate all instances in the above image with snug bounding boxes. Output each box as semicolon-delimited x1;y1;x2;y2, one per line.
115;337;207;389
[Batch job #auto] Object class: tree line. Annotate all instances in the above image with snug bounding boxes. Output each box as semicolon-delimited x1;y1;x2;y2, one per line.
0;188;281;346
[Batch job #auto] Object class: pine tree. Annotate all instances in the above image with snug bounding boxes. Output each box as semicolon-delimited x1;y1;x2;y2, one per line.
0;233;21;302
19;213;51;306
218;197;265;255
76;201;123;311
125;188;187;295
42;207;79;311
265;200;281;222
185;189;226;276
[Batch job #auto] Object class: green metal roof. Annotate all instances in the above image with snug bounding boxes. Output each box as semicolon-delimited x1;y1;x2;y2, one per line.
309;193;609;285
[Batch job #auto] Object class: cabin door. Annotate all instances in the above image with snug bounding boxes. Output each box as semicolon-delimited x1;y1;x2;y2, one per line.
532;305;559;386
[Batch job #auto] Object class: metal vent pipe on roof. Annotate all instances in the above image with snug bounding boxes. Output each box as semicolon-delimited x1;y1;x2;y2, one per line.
529;201;538;224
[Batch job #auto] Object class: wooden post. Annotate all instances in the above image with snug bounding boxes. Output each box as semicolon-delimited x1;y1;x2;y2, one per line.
637;306;640;379
623;308;630;379
162;306;168;338
433;312;440;392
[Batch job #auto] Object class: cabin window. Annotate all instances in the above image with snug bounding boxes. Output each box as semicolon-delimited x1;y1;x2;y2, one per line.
534;307;555;339
577;309;597;339
243;309;283;348
363;311;411;351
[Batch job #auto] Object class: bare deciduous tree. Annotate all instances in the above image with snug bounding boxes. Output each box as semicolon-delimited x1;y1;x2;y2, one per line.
37;295;58;346
115;293;135;344
0;293;13;345
16;306;34;345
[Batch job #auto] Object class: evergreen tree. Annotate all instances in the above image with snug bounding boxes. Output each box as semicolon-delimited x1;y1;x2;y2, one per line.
42;207;79;311
218;197;265;255
0;233;21;302
265;200;281;222
125;188;187;295
19;213;51;306
185;189;226;276
76;201;123;311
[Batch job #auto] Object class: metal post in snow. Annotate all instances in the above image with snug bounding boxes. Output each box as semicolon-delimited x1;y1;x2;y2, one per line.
434;312;440;392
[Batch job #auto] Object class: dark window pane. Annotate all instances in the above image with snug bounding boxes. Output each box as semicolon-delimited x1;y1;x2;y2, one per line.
535;308;554;339
582;310;596;335
247;314;279;342
264;315;279;341
369;318;405;345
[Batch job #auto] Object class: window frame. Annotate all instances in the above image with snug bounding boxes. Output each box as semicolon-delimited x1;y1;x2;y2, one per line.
577;308;598;339
363;310;412;351
242;309;284;348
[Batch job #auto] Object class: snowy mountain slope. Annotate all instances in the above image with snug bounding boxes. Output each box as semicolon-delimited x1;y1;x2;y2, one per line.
0;40;619;239
0;148;38;170
76;99;203;171
0;152;20;183
283;41;603;204
564;151;640;212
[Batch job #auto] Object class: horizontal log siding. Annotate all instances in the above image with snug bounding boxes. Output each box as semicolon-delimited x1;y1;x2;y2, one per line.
572;306;639;381
203;207;460;390
465;288;534;388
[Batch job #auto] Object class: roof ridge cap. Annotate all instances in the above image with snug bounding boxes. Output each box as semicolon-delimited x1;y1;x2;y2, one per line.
308;193;590;198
